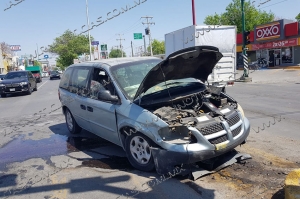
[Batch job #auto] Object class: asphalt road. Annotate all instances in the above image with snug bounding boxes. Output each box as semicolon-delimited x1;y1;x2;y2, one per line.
0;70;299;199
0;77;61;119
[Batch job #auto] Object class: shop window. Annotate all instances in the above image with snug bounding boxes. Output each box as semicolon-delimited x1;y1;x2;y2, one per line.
282;47;293;64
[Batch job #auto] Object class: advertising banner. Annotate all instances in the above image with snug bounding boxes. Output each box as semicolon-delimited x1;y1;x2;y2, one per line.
252;38;298;50
255;22;281;41
10;45;21;51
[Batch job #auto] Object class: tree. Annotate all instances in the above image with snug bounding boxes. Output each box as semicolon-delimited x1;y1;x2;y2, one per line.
34;60;41;67
148;39;165;55
24;59;28;67
48;30;93;70
204;0;275;33
1;42;12;58
296;13;300;22
109;48;126;58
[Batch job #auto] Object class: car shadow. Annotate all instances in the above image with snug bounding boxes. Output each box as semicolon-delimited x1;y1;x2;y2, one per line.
47;123;216;198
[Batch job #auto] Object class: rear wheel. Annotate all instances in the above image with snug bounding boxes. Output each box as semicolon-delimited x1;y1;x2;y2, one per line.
27;85;32;95
1;93;6;98
125;133;155;171
65;108;82;134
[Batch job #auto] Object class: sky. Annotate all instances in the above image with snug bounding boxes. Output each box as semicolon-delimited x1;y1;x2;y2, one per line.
1;0;299;65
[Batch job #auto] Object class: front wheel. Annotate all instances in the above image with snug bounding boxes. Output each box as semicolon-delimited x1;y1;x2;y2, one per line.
33;83;37;91
1;93;6;98
65;108;82;134
125;133;155;171
27;85;32;95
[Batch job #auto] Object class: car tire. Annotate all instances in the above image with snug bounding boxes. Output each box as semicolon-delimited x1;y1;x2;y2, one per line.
65;108;82;134
125;133;155;172
27;85;32;95
1;93;6;98
33;83;37;91
50;78;52;80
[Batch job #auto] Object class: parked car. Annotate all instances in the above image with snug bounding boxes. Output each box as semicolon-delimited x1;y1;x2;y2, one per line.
58;46;250;173
42;71;49;78
0;70;37;97
0;74;6;81
50;71;61;80
32;72;42;83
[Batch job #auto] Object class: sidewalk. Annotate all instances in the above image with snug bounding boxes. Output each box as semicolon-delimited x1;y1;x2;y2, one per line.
234;68;300;84
237;65;300;70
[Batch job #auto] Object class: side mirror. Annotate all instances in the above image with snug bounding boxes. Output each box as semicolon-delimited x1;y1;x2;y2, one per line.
97;90;119;103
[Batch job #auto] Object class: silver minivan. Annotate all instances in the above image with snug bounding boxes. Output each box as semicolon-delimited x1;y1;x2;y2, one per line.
58;46;250;174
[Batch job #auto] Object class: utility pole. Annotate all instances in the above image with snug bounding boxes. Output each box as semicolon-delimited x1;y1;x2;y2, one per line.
143;35;147;56
85;0;92;61
141;16;155;56
241;0;251;81
192;0;196;25
131;41;134;57
116;34;125;57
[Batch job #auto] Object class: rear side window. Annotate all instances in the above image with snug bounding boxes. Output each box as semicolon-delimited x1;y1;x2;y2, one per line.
69;67;91;96
59;68;73;90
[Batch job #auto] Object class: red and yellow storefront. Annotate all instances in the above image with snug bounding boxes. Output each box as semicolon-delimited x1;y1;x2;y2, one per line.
236;19;300;68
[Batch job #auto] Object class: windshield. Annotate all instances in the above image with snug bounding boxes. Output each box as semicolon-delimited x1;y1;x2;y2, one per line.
51;71;58;74
4;72;27;79
143;78;203;96
110;59;161;100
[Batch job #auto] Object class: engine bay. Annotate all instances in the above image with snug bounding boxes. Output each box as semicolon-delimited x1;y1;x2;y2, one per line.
143;87;240;144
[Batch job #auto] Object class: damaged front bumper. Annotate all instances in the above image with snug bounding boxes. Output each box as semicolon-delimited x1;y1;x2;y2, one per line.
151;116;250;174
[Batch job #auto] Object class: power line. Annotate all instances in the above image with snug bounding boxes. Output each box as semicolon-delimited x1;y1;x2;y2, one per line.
259;0;288;8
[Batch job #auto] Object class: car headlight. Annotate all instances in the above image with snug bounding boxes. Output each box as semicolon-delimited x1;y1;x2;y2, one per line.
20;82;28;86
237;103;245;118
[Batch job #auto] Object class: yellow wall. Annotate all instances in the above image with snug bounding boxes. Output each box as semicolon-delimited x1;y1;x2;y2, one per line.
236;44;252;52
3;60;9;73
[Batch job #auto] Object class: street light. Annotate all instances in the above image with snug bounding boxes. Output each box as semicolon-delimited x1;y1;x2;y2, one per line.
85;0;92;61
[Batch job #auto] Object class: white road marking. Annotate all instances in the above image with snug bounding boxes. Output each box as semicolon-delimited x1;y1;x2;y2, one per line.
38;80;48;89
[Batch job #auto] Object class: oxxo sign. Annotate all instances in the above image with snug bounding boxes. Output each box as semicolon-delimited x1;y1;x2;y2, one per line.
255;22;281;41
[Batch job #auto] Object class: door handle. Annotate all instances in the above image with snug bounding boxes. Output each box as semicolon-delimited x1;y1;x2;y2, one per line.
87;106;93;112
80;105;86;110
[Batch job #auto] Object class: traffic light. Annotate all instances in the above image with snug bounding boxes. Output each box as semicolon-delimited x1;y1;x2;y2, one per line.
145;28;150;35
244;31;250;45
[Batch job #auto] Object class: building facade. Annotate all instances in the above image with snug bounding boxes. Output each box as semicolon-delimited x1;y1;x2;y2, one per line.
236;19;300;68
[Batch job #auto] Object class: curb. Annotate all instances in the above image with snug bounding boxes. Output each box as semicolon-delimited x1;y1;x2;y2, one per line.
285;169;300;199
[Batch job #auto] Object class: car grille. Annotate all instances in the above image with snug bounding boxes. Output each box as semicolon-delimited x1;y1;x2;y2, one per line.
231;125;242;137
209;134;228;144
227;112;240;126
5;83;20;87
198;123;224;135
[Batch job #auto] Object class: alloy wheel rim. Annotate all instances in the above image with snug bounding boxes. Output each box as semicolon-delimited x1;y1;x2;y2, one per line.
129;136;151;164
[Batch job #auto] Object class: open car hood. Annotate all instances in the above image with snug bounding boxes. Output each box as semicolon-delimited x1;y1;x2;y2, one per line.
133;45;223;100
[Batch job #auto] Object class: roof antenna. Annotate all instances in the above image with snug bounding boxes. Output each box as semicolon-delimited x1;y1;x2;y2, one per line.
158;64;177;110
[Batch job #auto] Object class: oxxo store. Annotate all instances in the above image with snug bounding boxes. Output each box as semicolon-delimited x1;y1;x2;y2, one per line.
236;19;300;68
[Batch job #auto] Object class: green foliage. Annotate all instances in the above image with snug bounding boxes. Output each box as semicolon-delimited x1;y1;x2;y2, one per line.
49;30;93;70
34;60;41;67
204;0;275;33
24;59;28;67
296;13;300;22
148;39;165;55
109;48;126;58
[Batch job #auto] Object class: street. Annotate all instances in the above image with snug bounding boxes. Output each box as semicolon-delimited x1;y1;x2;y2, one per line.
0;69;300;199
